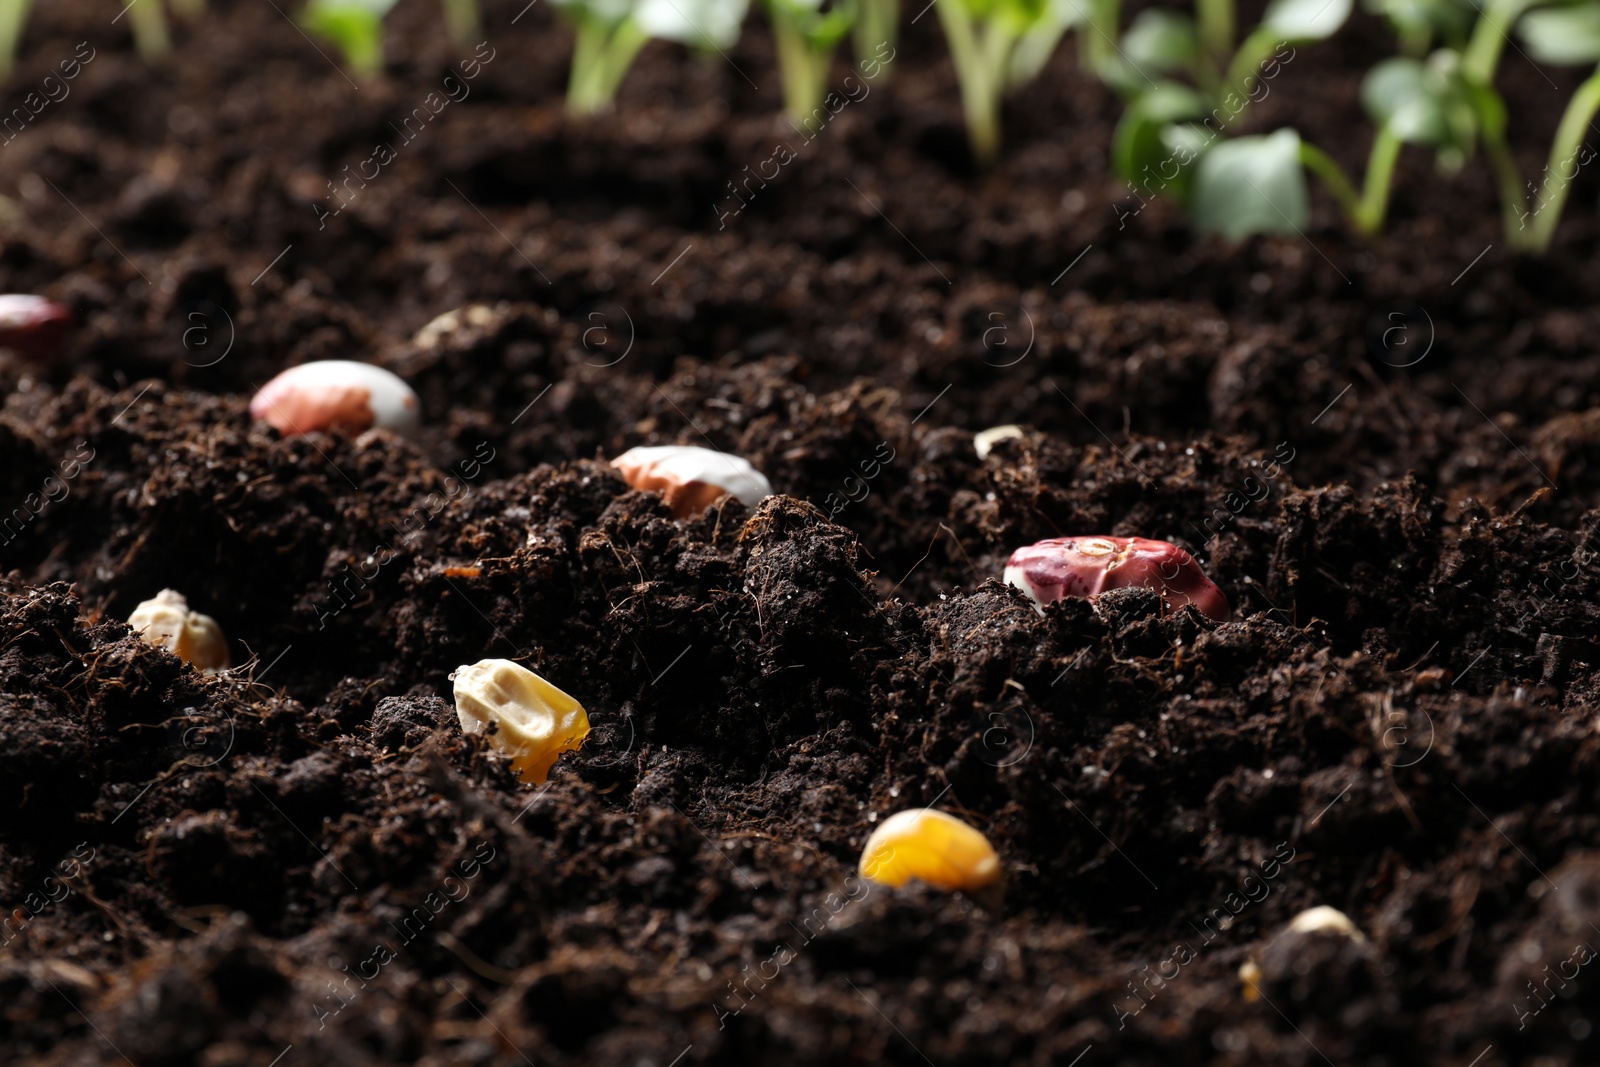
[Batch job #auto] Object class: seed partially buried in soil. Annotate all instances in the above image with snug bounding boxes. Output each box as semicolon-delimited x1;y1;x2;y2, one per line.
1239;905;1371;1004
249;360;421;438
451;659;590;784
973;424;1025;459
0;294;72;363
859;808;1004;906
1004;536;1231;622
610;444;773;518
127;589;231;671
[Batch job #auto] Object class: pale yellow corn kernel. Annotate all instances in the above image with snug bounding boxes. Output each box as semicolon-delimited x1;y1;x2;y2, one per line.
858;808;1002;895
127;590;230;672
1239;960;1263;1002
451;659;590;784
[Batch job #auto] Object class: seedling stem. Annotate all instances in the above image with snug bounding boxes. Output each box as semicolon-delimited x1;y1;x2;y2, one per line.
0;0;32;81
1298;124;1403;235
937;0;1020;167
1197;0;1233;65
442;0;483;45
853;0;897;77
1461;0;1538;84
568;16;649;114
1520;64;1600;252
128;0;173;63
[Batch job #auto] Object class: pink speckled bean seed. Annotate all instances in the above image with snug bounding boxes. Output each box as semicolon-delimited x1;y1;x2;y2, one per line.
1004;536;1231;621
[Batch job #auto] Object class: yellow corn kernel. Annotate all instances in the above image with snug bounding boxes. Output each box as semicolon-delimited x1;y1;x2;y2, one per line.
451;659;589;784
1239;960;1262;1002
858;808;1002;895
127;589;230;672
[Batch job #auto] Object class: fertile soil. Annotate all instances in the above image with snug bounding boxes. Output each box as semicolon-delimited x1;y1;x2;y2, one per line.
3;1;1600;1064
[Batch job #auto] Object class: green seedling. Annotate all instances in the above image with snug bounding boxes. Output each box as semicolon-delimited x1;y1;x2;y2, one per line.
1106;0;1351;229
1364;0;1472;57
853;0;896;78
557;0;649;114
1108;0;1348;101
1461;0;1550;82
556;0;749;116
1008;0;1077;86
302;0;400;78
442;0;482;45
1223;0;1350;96
1187;0;1349;89
1009;0;1125;90
935;0;1054;167
0;0;32;81
768;0;855;132
1490;1;1600;251
1188;50;1484;238
127;0;173;63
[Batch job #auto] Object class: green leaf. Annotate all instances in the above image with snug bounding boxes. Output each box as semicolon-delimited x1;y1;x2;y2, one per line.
1362;57;1441;135
1121;10;1199;73
1112;83;1208;203
1361;53;1478;155
1261;0;1353;40
1363;0;1472;39
1519;3;1600;65
1192;129;1310;239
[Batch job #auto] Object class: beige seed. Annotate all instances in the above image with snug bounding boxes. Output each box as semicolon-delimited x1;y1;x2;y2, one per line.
451;659;590;784
127;590;230;671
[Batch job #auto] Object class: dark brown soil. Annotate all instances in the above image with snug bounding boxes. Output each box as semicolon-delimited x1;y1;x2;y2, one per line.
3;1;1600;1065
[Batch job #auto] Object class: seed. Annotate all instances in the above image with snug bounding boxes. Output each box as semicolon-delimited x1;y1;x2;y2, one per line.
1285;905;1365;939
858;808;1003;897
0;294;72;363
611;445;772;518
1004;536;1231;621
1240;906;1367;1002
250;360;420;438
451;659;590;784
973;424;1024;459
127;590;230;671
